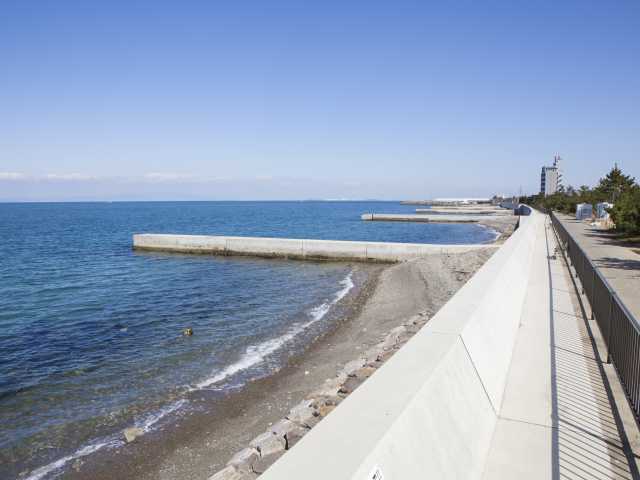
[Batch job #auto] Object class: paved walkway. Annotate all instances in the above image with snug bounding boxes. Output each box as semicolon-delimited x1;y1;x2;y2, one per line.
483;216;639;479
556;213;640;320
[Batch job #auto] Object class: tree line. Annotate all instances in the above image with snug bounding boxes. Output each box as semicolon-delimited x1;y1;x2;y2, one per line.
519;165;640;234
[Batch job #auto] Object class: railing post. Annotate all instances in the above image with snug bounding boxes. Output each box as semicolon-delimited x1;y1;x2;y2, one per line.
607;294;614;364
591;269;596;320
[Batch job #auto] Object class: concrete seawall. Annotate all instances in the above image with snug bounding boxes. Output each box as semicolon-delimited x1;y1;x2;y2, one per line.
133;234;498;263
260;209;543;479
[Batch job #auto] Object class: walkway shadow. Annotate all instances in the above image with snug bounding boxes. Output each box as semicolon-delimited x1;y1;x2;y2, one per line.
547;221;639;479
594;257;640;273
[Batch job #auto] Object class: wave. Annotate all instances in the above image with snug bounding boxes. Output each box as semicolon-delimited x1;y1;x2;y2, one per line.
194;271;354;390
24;399;187;480
480;224;501;243
23;272;354;479
136;398;187;433
24;439;120;480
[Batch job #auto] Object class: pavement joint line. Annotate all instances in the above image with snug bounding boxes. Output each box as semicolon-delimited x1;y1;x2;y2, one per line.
554;345;598;361
460;335;498;415
497;414;553;431
498;415;632;454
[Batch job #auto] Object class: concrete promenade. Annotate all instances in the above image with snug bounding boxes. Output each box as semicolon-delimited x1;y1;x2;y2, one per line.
259;213;640;479
483;218;638;479
556;213;640;320
133;234;497;263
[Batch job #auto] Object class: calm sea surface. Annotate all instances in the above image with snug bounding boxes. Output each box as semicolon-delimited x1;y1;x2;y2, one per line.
0;201;495;479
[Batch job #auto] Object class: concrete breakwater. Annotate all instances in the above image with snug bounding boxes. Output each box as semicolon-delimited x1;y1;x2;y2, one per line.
361;213;499;223
416;208;512;215
132;234;497;263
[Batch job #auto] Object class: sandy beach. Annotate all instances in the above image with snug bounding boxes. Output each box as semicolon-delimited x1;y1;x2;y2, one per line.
63;245;496;480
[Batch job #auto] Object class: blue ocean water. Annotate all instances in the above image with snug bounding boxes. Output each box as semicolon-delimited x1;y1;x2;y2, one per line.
0;201;495;479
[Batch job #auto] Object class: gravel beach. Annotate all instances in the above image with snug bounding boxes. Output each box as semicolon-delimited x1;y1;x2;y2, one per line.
64;247;496;480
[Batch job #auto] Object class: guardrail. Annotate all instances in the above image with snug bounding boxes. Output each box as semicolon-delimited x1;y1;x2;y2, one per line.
550;211;640;419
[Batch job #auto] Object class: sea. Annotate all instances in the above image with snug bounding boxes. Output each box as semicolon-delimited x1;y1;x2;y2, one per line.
0;201;496;479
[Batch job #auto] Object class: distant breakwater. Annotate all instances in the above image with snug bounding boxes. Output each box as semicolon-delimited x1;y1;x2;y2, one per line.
133;234;498;263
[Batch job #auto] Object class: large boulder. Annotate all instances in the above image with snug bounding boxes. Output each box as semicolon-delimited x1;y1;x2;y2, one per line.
208;466;246;480
123;427;144;443
338;376;362;395
252;450;286;475
341;358;366;377
354;366;376;379
250;431;285;458
312;377;344;397
228;447;259;473
286;400;319;428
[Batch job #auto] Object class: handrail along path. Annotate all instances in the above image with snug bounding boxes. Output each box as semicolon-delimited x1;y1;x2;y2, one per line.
550;211;640;421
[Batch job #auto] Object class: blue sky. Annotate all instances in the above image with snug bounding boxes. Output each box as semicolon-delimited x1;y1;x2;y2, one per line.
1;1;639;201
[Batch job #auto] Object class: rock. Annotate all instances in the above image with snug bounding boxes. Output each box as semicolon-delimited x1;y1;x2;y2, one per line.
317;395;340;407
123;427;144;443
405;323;421;334
404;314;421;326
286;400;317;427
390;325;408;335
338;376;361;395
342;358;366;377
354;366;376;379
250;431;285;457
208;465;245;480
363;345;385;365
269;419;296;438
379;335;399;351
334;372;348;384
376;349;395;363
318;404;336;417
228;448;259;473
252;451;285;474
388;325;409;344
285;424;307;449
312;377;343;397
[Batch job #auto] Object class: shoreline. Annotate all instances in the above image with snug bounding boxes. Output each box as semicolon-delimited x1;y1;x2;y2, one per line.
62;247;495;480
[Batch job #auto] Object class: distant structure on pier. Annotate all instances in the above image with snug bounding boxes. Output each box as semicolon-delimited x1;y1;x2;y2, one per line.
540;155;562;196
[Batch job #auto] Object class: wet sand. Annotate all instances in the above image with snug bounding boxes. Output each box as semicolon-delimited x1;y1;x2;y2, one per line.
66;248;495;480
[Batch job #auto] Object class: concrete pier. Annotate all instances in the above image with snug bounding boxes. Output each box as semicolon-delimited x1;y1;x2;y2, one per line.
133;234;497;263
416;208;512;215
361;213;497;223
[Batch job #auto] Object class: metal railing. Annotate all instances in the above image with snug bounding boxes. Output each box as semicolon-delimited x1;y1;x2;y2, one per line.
550;211;640;419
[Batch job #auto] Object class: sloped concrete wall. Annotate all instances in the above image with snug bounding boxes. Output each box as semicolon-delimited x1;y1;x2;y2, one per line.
133;234;497;263
260;210;543;480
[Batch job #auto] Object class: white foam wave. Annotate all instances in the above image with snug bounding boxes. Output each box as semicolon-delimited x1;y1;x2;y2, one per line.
195;271;354;390
23;273;356;479
480;224;501;242
136;399;188;432
24;440;120;480
24;399;188;480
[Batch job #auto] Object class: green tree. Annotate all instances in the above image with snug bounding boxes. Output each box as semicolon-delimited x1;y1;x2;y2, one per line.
609;186;640;234
594;164;636;203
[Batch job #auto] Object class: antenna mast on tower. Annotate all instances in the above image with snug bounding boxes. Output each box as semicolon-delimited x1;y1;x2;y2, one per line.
553;154;563;188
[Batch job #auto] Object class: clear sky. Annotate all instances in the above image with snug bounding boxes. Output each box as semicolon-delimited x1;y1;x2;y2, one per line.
1;0;639;201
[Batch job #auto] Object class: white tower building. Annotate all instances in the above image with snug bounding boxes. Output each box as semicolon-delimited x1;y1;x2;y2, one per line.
540;155;562;196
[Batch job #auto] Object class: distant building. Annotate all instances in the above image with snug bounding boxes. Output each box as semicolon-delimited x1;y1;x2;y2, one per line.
432;197;491;205
540;155;563;196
